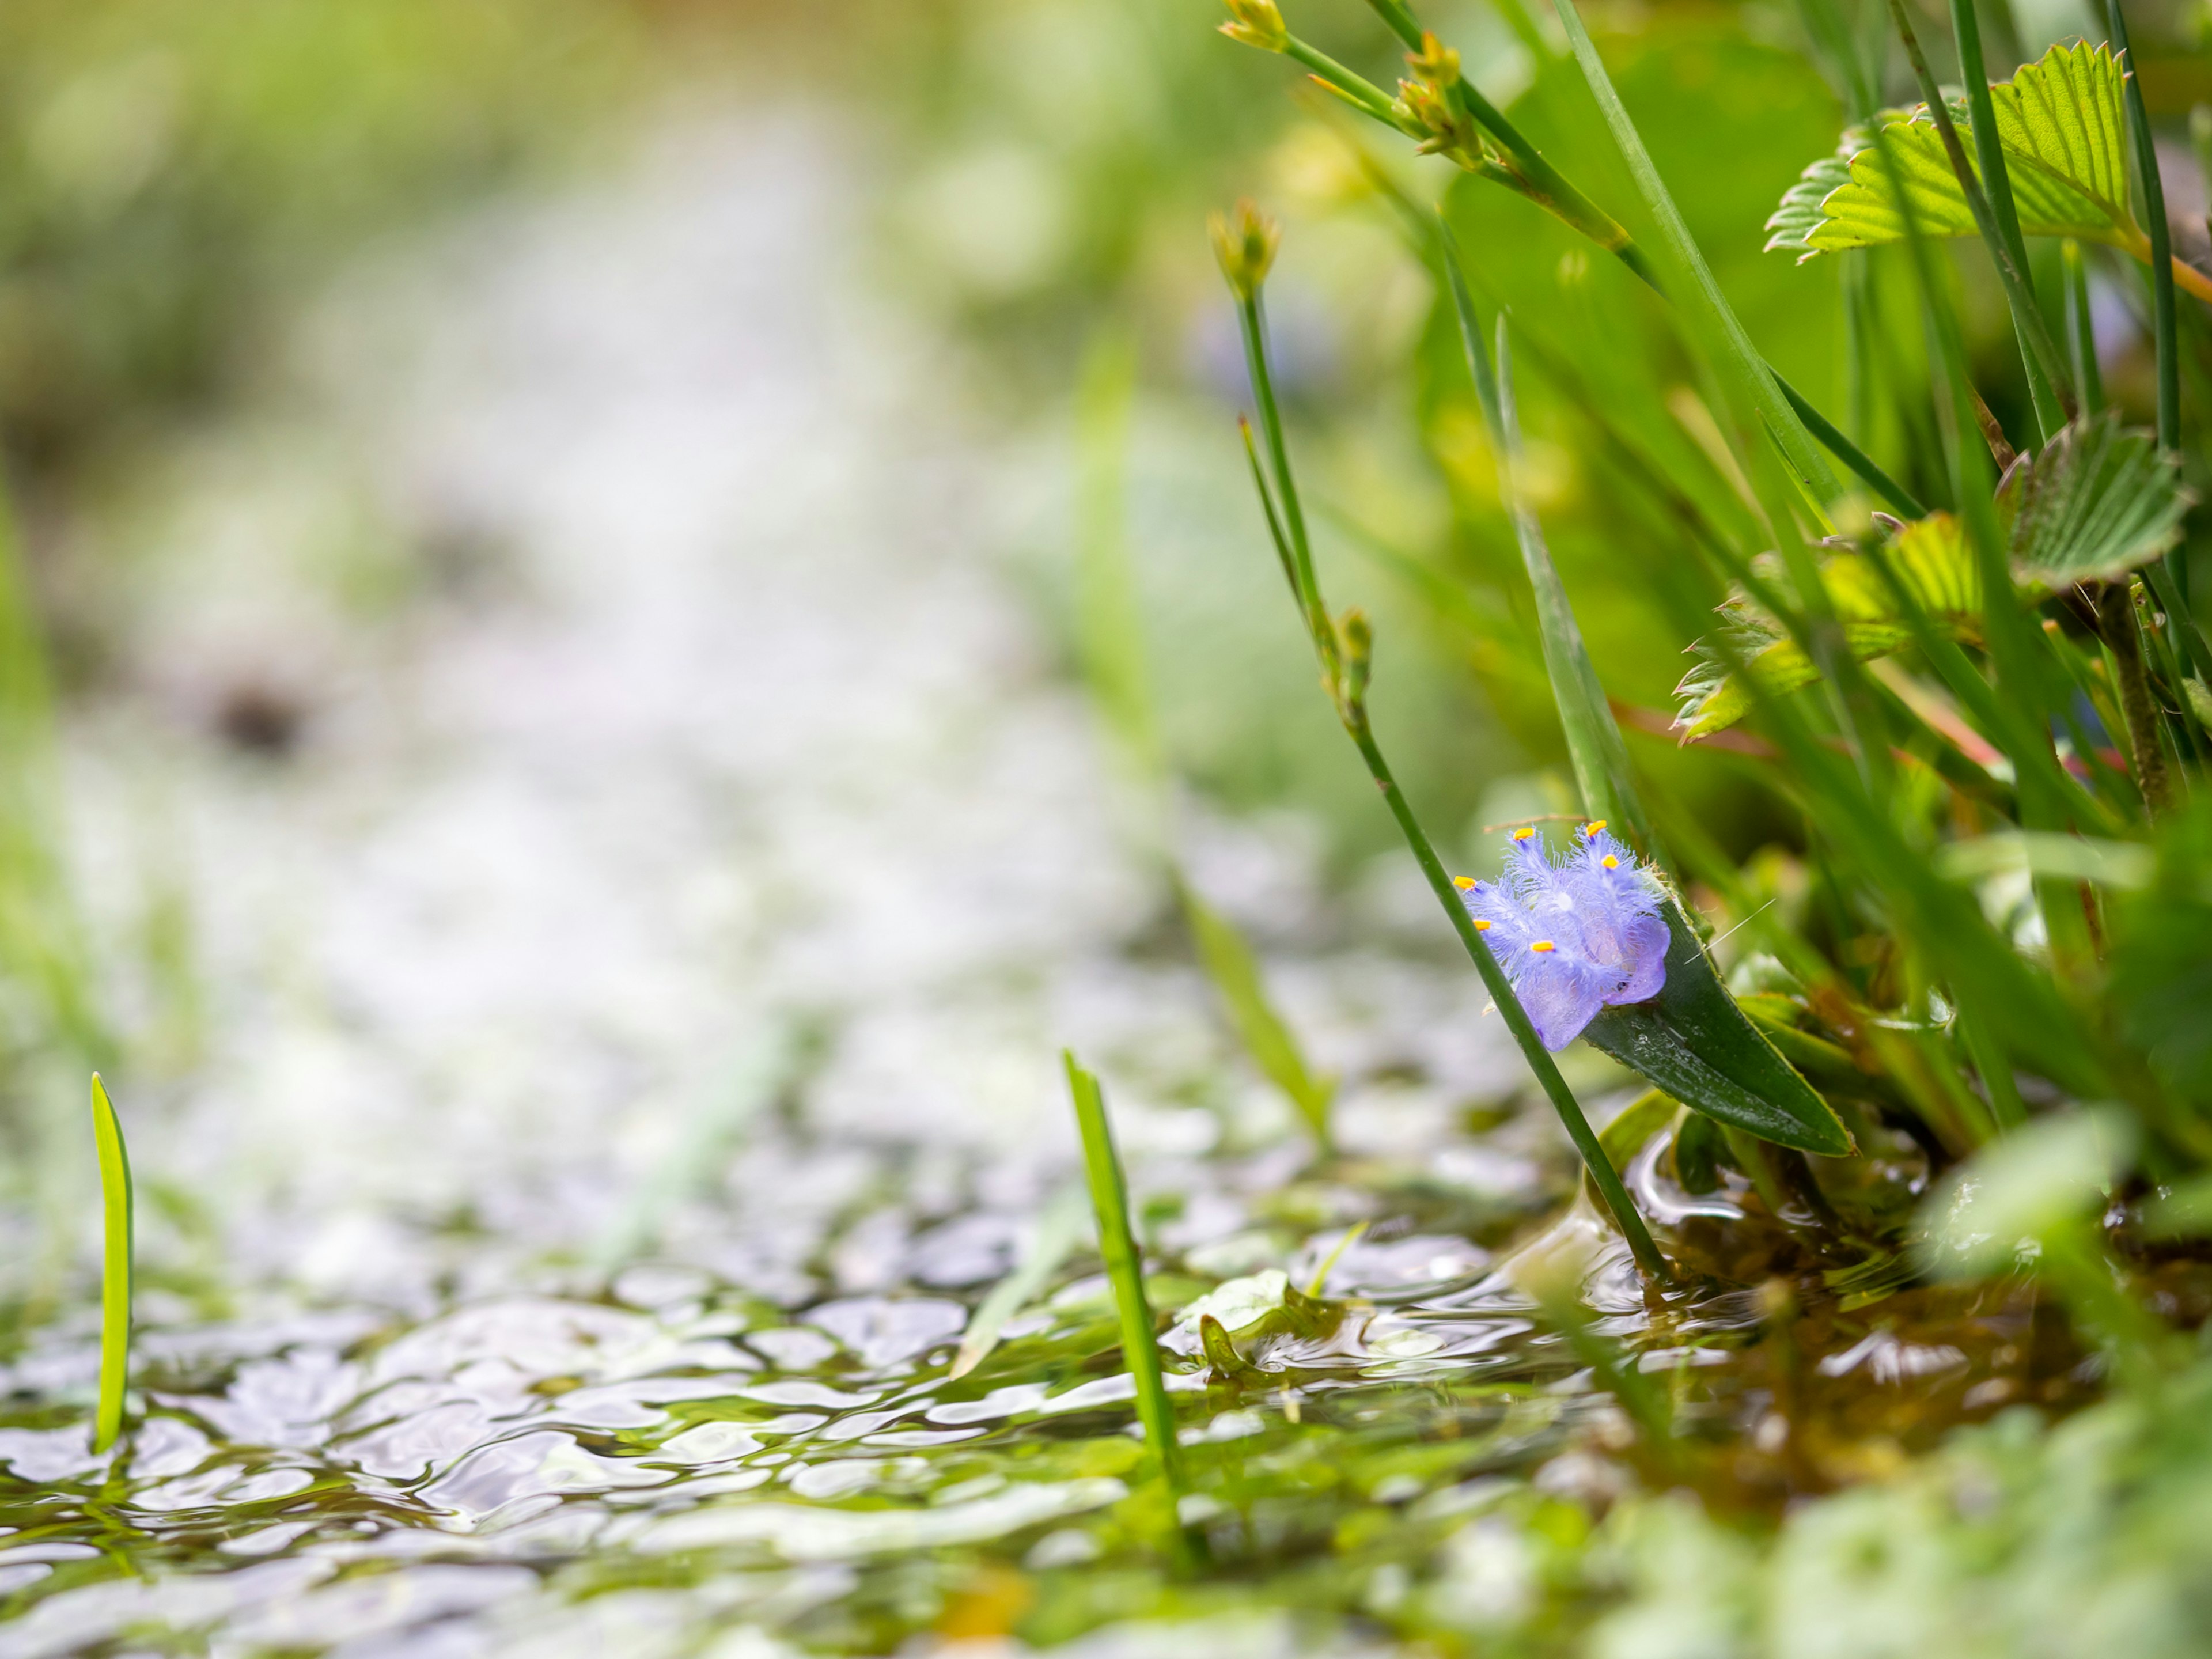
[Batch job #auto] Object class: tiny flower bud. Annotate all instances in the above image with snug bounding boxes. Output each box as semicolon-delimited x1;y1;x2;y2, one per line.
1210;199;1280;301
1218;0;1289;52
1406;31;1461;87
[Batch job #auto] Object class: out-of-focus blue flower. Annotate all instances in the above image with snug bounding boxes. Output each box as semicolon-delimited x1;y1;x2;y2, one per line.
1455;823;1668;1050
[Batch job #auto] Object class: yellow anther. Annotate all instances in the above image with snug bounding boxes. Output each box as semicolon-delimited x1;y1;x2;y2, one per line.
1584;820;1607;836
1531;940;1555;953
1474;919;1491;931
1453;875;1477;890
1602;855;1619;869
1512;826;1536;840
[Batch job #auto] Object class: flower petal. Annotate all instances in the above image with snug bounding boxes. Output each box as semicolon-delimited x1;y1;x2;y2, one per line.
1605;912;1669;1005
1509;942;1616;1050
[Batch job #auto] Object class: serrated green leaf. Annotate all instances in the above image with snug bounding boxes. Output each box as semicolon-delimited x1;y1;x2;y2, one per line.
1766;43;2139;262
2002;409;2192;586
1675;407;2190;735
1673;514;1982;737
1582;900;1854;1156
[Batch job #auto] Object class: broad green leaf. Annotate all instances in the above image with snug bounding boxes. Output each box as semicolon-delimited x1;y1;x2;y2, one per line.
1582;900;1855;1156
1766;43;2140;262
2002;409;2192;586
1673;514;1981;737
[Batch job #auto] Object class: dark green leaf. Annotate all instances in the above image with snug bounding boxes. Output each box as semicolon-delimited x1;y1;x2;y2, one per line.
1584;900;1855;1156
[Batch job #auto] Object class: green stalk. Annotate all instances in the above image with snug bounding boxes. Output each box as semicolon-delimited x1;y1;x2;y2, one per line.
1549;0;1841;508
2106;0;2180;461
1775;373;1926;517
1355;0;1647;267
1950;0;2069;438
1230;287;1670;1283
1885;0;2075;431
1065;1052;1184;1493
2108;0;2193;645
2062;240;2107;413
90;1074;133;1453
1440;224;1653;852
1266;12;1921;515
2100;580;2173;817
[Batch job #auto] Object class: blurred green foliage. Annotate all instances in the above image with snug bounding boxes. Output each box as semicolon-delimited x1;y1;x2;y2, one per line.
0;0;649;474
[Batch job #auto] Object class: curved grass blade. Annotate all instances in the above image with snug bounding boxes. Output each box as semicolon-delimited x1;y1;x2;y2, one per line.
90;1074;134;1453
949;1180;1087;1381
1583;903;1855;1156
1177;877;1338;1150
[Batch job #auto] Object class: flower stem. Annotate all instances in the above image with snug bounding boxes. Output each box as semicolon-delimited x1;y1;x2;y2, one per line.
1345;719;1671;1282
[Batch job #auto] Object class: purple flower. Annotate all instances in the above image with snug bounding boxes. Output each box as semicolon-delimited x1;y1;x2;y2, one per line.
1456;823;1668;1051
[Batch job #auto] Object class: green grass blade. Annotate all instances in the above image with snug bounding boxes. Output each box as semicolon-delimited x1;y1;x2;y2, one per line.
1549;0;1840;507
1884;0;2073;435
949;1180;1088;1381
1438;222;1653;853
1070;329;1334;1147
1178;878;1338;1150
592;1020;800;1271
1073;333;1165;785
1065;1052;1184;1493
90;1074;133;1453
2105;0;2179;456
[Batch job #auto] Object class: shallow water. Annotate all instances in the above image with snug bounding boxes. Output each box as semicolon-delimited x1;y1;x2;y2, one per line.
0;113;2051;1656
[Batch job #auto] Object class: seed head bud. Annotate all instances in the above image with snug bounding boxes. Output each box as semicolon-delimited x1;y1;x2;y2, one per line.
1393;75;1478;160
1406;31;1461;87
1210;199;1280;301
1218;0;1289;52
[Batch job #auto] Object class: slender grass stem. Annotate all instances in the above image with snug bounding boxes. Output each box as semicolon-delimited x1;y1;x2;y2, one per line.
2062;240;2107;414
89;1074;132;1453
1776;374;1926;517
1064;1052;1184;1494
1949;0;2069;437
1549;0;1840;507
2100;581;2173;817
2106;0;2180;463
1439;225;1653;852
1227;276;1669;1282
1886;0;2075;430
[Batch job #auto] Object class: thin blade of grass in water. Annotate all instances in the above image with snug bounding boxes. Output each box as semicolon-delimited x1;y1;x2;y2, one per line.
591;1018;802;1272
90;1073;133;1453
1177;877;1338;1151
1072;329;1335;1149
1064;1051;1184;1493
949;1179;1088;1381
